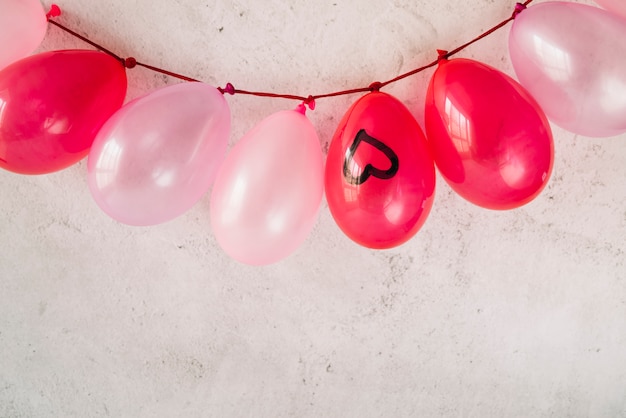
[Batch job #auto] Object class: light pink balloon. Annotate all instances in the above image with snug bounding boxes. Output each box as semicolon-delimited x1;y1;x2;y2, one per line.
0;0;47;70
595;0;626;19
210;108;324;265
88;82;230;226
509;2;626;137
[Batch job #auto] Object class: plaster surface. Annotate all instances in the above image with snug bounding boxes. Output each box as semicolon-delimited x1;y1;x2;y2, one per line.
1;0;625;417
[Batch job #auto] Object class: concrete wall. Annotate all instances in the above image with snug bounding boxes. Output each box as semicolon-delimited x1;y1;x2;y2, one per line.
1;0;625;416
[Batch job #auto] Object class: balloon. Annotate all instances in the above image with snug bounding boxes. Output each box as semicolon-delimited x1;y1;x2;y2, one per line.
594;0;626;19
425;58;553;210
509;2;626;137
0;0;47;70
210;108;324;265
0;50;127;174
88;83;230;226
325;91;435;249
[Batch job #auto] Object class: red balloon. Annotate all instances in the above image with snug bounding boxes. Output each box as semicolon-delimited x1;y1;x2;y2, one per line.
0;50;127;174
325;91;435;249
425;58;553;210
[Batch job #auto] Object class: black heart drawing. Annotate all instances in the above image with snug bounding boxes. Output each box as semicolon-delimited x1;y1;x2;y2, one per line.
343;129;399;185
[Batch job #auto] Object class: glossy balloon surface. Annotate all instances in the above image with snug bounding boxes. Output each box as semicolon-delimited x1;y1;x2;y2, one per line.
594;0;626;18
0;50;127;174
325;91;435;249
425;58;553;210
0;0;47;70
88;83;230;225
509;2;626;137
210;109;324;265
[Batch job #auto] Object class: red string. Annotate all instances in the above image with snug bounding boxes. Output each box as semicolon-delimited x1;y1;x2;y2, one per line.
46;1;534;103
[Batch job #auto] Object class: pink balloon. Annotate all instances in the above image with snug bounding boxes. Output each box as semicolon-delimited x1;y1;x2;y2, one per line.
509;2;626;137
594;0;626;19
88;83;231;226
210;108;324;265
0;50;128;174
0;0;47;70
425;58;554;210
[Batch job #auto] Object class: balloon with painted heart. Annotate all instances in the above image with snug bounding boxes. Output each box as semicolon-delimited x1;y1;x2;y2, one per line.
425;58;554;210
0;50;128;174
325;91;435;249
0;0;47;70
210;108;324;265
509;2;626;137
594;0;626;19
88;82;231;226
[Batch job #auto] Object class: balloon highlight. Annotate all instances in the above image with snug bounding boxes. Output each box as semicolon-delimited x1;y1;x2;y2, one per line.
0;50;127;174
88;82;231;225
325;91;436;249
0;0;47;70
425;58;553;210
210;109;324;265
509;2;626;137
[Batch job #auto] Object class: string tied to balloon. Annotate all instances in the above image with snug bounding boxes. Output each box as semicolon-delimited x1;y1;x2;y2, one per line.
46;4;61;20
304;95;316;110
46;13;200;80
437;49;449;62
219;82;236;95
512;3;527;18
44;0;537;104
295;96;316;114
368;81;383;92
123;57;137;69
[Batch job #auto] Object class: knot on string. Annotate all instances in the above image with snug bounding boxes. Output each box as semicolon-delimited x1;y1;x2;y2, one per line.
123;57;137;69
437;49;449;62
369;81;383;92
46;4;61;19
304;95;316;110
219;82;235;95
296;96;316;114
512;3;527;18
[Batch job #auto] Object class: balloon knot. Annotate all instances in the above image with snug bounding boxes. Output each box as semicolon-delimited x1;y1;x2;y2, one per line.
219;82;235;95
123;57;137;69
437;49;449;62
512;3;526;18
369;81;383;92
46;4;61;19
295;104;307;115
304;95;316;110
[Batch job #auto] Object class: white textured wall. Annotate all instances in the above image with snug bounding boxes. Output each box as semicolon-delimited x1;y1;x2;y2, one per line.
1;0;625;416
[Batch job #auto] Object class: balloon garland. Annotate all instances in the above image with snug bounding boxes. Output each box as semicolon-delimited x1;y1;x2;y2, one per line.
1;0;625;265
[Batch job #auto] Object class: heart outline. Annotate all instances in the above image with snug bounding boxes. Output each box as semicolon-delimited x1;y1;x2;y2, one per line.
343;129;400;185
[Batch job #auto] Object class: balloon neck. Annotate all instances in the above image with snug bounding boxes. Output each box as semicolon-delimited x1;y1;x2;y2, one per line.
369;81;383;92
220;82;236;96
437;50;449;63
297;96;316;114
511;3;527;19
47;4;62;20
